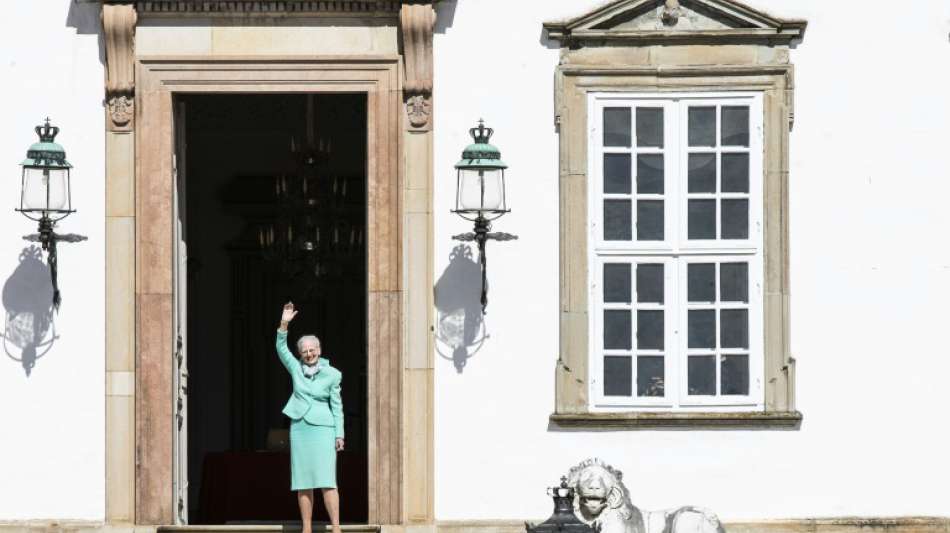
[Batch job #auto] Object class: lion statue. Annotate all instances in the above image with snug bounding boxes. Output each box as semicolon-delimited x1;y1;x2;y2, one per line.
566;458;725;533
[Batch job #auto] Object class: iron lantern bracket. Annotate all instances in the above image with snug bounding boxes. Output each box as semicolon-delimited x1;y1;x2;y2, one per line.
451;215;518;315
22;216;88;310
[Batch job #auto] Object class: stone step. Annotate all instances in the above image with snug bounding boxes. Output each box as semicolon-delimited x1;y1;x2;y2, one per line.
158;525;380;533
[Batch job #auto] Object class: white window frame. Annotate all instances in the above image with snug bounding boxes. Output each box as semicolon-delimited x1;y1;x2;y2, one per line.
588;92;765;411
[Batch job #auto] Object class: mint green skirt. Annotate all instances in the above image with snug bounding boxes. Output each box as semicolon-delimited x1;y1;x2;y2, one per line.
290;419;337;490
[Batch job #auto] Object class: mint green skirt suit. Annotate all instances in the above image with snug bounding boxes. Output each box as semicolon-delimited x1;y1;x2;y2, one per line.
275;330;344;490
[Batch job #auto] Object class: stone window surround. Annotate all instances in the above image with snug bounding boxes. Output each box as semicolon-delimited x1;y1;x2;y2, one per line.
552;63;802;430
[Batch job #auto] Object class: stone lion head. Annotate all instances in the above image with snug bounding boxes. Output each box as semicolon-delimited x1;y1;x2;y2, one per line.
566;458;638;524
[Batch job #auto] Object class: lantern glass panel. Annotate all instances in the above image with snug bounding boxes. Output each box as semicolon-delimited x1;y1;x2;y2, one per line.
457;168;505;213
22;167;69;212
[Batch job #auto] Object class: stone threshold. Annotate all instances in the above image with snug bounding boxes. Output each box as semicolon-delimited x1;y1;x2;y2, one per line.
0;526;382;533
159;526;380;533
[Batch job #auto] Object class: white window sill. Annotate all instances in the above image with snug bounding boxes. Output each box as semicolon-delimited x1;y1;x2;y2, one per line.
549;410;802;429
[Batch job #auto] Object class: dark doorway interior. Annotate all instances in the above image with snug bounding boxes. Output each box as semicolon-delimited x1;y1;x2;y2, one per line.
181;93;368;524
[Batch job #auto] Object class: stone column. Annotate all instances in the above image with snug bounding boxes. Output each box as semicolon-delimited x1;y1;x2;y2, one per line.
400;2;436;527
102;2;137;525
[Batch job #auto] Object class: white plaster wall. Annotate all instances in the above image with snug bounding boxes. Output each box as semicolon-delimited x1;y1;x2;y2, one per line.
0;2;105;521
433;0;950;522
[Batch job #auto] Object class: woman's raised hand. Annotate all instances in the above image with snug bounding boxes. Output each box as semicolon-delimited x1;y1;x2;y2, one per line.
281;302;299;323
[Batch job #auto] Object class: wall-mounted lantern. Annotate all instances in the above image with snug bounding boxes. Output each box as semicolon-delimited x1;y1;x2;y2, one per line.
451;120;517;314
15;119;86;309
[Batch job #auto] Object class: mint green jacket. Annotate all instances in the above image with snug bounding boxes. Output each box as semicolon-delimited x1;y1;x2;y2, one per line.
275;330;344;439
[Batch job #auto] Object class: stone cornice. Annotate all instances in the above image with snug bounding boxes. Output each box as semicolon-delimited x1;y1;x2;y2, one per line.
129;0;404;15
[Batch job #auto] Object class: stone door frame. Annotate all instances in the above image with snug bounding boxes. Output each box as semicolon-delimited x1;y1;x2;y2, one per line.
132;56;404;525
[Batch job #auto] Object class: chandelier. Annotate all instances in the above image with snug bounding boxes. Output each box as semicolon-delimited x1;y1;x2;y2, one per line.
257;95;365;280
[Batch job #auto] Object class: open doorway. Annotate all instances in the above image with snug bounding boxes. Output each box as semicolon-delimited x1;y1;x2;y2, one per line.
177;93;368;524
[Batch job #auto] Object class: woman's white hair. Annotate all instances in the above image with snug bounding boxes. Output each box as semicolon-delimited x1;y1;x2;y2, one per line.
296;334;321;353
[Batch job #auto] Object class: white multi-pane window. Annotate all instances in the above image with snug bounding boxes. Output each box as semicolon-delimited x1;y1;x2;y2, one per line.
589;93;764;410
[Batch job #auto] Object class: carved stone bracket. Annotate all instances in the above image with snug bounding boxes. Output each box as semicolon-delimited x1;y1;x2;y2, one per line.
400;3;435;131
103;4;137;132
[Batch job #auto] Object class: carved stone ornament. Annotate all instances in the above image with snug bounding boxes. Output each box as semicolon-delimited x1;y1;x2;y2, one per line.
566;458;726;533
400;3;435;130
108;95;134;128
661;0;682;26
406;94;432;128
102;4;137;131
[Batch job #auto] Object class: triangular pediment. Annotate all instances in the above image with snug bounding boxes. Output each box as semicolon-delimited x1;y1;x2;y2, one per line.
544;0;806;45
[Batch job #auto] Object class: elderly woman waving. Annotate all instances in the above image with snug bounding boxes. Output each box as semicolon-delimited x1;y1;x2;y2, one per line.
277;302;344;533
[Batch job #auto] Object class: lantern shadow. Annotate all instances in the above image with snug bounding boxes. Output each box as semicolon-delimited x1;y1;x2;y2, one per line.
434;244;489;373
1;246;58;377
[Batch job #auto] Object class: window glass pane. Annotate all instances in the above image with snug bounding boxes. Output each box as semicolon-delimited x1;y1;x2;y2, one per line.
688;153;716;193
687;263;715;302
604;310;632;350
637;200;664;241
604;153;631;194
721;354;749;395
688;356;716;395
637;356;665;397
603;263;631;303
636;264;664;304
721;153;749;193
688;310;716;348
688;199;716;240
721;106;750;147
721;199;749;239
604;107;631;147
636;108;664;148
604;356;632;396
720;263;749;303
637;310;664;350
604;200;632;241
720;309;749;349
637;154;664;194
688;106;716;147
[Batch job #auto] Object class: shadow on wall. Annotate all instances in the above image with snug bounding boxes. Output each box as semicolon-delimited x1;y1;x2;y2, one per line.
539;24;560;50
434;0;457;34
434;244;490;373
66;0;102;36
66;0;106;65
1;247;57;377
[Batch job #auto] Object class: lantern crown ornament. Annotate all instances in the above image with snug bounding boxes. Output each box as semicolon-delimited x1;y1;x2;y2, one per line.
23;119;72;169
456;119;507;170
